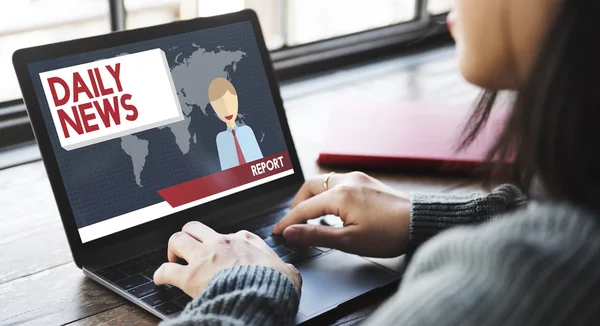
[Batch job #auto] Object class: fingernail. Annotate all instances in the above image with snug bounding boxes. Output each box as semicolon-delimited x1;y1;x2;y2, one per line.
153;265;162;282
284;226;300;242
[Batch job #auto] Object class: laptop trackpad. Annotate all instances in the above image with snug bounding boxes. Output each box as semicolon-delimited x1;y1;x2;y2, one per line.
296;250;399;318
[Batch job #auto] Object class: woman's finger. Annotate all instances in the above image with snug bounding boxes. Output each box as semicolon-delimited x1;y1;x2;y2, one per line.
181;221;219;243
282;224;354;250
273;190;342;234
289;176;321;209
153;262;188;288
290;173;341;208
167;231;202;263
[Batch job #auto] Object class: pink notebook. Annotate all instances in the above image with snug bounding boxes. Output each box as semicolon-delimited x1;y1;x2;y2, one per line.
317;100;509;174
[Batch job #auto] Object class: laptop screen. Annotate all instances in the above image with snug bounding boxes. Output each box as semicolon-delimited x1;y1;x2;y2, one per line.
27;21;294;243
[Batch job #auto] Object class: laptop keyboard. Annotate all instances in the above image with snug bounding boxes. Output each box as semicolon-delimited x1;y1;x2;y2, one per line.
96;209;331;316
97;249;190;316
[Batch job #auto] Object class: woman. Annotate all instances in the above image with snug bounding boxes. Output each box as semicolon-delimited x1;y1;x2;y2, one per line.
155;0;600;324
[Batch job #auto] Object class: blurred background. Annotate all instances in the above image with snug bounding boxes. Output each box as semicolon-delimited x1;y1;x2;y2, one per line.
0;0;451;103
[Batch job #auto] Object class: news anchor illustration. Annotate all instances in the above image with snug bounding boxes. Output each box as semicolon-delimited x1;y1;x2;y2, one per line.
208;77;263;171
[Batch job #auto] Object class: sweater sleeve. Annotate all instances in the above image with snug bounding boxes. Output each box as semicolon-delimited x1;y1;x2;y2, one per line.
364;203;600;326
409;183;527;250
161;265;299;326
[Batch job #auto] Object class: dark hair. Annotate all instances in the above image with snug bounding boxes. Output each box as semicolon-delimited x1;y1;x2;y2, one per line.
461;0;600;212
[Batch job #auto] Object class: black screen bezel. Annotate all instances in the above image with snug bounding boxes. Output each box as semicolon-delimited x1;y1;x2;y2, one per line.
12;9;304;267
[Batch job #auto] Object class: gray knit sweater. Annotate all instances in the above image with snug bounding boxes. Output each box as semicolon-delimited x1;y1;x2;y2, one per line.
163;184;600;325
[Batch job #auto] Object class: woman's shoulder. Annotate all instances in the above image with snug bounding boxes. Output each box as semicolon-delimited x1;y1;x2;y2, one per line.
237;125;254;133
216;130;230;140
490;202;600;238
409;202;600;279
373;202;600;326
437;202;600;245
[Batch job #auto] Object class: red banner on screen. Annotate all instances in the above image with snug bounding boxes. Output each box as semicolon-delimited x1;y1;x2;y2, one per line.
157;151;293;208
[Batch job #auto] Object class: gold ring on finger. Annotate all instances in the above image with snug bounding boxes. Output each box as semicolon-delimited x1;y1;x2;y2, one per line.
323;172;335;191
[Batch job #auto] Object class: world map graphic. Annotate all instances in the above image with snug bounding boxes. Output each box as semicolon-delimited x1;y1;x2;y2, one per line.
120;45;246;187
30;22;290;228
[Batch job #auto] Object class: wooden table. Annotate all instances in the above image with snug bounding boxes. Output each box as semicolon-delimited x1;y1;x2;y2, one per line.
0;46;484;325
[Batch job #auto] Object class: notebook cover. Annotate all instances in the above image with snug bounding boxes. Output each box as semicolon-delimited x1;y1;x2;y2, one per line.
316;100;508;174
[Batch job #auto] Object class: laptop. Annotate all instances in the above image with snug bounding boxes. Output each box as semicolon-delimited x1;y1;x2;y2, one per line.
12;9;402;324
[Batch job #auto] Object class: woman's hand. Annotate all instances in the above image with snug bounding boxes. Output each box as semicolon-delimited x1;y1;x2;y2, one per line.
154;221;302;298
272;172;411;258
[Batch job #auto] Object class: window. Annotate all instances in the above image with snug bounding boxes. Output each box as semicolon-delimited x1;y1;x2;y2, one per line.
0;0;451;155
1;0;451;104
0;0;110;103
285;0;416;46
125;0;452;49
428;0;452;15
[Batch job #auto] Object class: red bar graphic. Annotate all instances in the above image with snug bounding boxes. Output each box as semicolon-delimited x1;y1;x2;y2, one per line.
157;152;292;207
